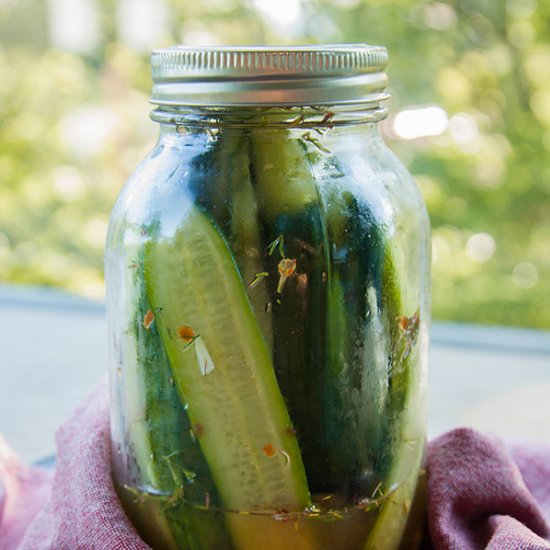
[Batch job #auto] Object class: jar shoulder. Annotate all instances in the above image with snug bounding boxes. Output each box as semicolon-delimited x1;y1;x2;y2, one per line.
314;129;429;229
106;128;430;251
106;133;208;244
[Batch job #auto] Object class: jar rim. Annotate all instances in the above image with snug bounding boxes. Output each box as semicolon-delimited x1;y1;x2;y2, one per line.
150;44;389;108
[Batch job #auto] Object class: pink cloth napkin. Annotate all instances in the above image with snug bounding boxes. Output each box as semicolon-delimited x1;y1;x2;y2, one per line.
0;437;53;550
1;383;549;549
1;383;148;550
427;430;550;549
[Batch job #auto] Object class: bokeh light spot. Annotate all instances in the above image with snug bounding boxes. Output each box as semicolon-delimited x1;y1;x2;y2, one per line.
506;0;537;19
52;166;86;202
449;113;479;144
465;233;496;263
251;0;302;25
422;2;457;31
512;262;539;289
393;106;448;140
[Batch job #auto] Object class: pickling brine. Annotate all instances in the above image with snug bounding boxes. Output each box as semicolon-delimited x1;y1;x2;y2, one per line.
106;45;430;550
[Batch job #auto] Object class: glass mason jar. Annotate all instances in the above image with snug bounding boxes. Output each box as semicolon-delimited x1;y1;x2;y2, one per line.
106;45;430;550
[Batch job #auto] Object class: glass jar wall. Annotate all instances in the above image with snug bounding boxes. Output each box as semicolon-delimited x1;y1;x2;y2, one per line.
105;46;430;550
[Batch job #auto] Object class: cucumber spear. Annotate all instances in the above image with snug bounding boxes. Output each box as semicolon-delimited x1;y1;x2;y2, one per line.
144;208;311;514
248;129;331;495
119;230;230;550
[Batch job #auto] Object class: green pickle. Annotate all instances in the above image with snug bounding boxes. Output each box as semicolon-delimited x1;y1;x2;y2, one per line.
108;42;429;549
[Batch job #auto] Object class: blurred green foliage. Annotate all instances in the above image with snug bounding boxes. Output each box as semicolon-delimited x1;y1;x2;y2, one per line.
0;0;549;327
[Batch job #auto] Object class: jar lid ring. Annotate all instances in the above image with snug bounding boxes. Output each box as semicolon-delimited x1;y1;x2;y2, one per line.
150;44;389;107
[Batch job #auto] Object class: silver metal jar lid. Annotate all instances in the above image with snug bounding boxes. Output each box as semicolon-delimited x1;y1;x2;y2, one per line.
150;44;389;107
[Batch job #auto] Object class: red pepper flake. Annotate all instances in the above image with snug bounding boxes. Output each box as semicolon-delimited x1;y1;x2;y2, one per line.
143;309;155;329
277;258;297;294
395;310;420;361
285;426;297;436
178;325;197;343
397;315;410;331
193;423;204;438
397;311;420;334
278;258;297;277
263;443;277;457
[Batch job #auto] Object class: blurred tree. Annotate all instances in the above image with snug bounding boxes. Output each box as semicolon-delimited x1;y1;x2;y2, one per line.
0;0;549;327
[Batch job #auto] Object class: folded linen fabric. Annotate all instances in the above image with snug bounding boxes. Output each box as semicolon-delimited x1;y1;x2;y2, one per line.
0;382;548;549
427;428;550;549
